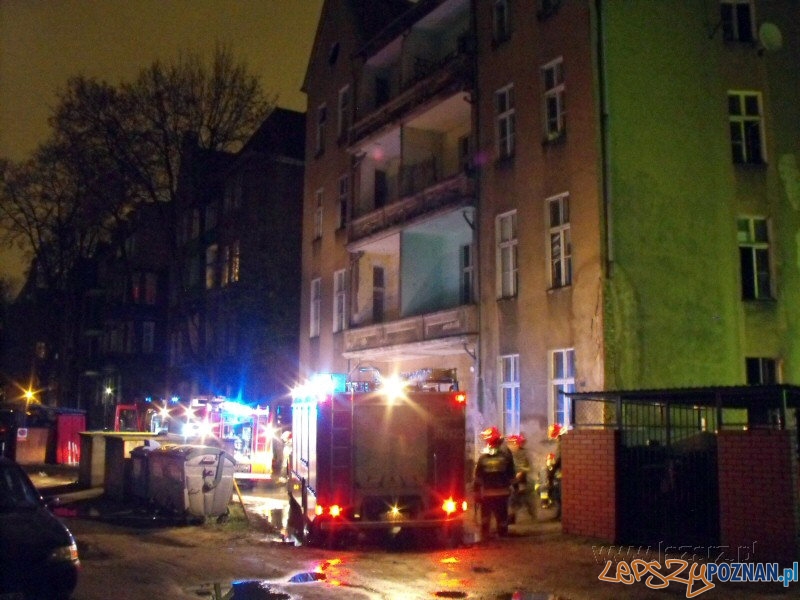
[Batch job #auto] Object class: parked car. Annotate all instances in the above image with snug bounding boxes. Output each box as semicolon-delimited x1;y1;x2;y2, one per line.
0;457;79;599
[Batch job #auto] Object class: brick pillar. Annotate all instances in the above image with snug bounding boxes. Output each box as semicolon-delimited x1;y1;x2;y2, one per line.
717;430;798;565
561;429;619;542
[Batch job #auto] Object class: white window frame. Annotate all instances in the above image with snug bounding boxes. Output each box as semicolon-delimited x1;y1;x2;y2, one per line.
500;354;520;435
314;188;323;240
333;269;347;333
737;216;772;300
547;193;571;288
495;84;515;160
337;85;350;140
728;91;765;165
310;277;321;338
316;103;327;155
550;348;575;428
720;0;755;43
496;210;518;298
542;57;565;140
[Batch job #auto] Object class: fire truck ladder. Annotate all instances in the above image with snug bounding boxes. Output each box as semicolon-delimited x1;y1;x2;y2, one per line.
328;392;355;507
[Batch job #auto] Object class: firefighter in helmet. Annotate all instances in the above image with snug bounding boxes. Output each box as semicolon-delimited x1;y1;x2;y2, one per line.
506;433;536;521
473;426;516;538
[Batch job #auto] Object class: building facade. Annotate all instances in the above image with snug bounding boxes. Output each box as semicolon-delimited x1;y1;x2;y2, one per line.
299;0;800;462
168;108;305;408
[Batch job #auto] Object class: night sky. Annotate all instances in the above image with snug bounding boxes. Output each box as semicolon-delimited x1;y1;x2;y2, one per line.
0;0;323;289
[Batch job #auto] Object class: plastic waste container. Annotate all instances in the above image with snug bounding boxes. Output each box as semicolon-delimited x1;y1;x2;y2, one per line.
129;440;162;503
146;445;236;519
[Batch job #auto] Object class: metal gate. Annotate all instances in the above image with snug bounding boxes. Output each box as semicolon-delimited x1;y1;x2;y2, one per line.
618;402;720;546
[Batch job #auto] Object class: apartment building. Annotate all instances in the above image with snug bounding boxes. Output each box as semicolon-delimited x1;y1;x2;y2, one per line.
168;108;305;407
300;0;800;460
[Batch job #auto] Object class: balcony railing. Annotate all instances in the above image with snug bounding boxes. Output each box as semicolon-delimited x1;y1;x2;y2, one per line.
344;304;478;354
349;51;472;146
349;172;474;244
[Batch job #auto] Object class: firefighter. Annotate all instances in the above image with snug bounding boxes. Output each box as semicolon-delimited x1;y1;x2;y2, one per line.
506;433;536;521
473;426;516;538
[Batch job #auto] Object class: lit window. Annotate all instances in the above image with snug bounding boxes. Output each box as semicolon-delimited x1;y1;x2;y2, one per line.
542;57;565;140
205;244;218;289
728;91;764;165
333;269;346;333
495;84;515;160
547;193;571;288
310;278;321;338
230;240;240;283
551;348;575;428
314;189;323;240
720;0;754;43
500;354;520;434
496;211;518;298
737;216;771;300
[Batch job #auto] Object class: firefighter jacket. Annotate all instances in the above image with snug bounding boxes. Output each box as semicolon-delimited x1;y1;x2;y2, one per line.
473;445;516;498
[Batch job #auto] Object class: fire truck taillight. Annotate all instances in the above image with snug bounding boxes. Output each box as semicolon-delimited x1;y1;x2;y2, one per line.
454;393;466;404
328;505;342;517
442;497;466;515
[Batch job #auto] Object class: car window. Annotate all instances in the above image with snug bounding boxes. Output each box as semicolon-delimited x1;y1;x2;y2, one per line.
0;464;42;509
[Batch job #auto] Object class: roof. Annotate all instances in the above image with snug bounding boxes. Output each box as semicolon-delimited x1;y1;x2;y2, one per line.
240;107;305;161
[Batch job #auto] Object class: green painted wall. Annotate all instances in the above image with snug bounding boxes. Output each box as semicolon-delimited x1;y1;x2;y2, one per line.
601;1;743;388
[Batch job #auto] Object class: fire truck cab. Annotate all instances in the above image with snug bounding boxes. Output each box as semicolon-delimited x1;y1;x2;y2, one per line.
288;373;468;547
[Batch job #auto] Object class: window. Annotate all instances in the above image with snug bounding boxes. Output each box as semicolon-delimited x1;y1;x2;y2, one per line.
310;278;321;338
493;0;510;43
230;240;240;283
316;103;327;155
337;85;350;140
338;175;349;229
737;216;771;300
496;211;518;298
720;0;754;43
746;357;778;384
314;189;323;240
495;85;515;160
550;348;575;428
728;91;764;165
460;244;474;303
221;246;230;287
542;58;565;140
372;266;385;322
142;321;155;354
547;193;571;288
190;209;201;239
143;273;157;305
500;354;520;434
205;244;218;289
333;269;346;333
204;204;217;231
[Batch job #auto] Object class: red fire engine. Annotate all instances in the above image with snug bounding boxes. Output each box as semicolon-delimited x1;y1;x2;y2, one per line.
287;373;468;547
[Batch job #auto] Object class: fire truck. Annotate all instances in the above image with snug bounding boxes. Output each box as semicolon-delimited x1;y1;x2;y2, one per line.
287;373;468;547
114;396;280;482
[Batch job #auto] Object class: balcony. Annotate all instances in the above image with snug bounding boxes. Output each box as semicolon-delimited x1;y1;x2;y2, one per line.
349;51;472;147
343;304;478;358
348;171;474;246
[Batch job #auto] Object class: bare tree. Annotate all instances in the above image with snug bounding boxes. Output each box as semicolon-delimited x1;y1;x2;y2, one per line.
0;46;275;406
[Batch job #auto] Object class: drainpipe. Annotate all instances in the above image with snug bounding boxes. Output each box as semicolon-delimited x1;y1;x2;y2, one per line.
595;0;614;278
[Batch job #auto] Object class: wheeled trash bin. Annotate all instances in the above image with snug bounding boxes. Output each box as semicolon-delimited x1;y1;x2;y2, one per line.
146;445;235;519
